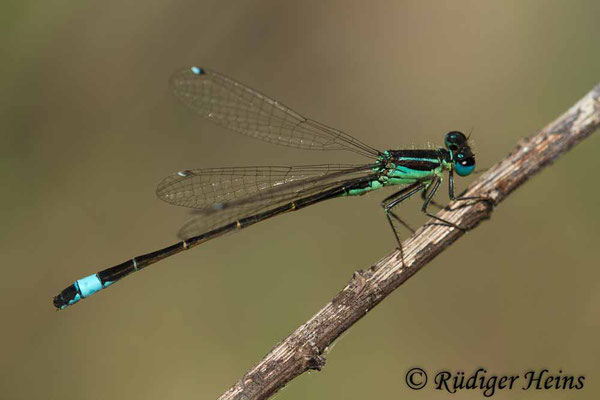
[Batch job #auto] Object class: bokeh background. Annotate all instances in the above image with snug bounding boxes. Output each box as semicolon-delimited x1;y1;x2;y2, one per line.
2;1;599;399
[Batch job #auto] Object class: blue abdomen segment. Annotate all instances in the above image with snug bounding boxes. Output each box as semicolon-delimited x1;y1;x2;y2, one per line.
53;242;188;309
76;274;114;298
54;274;114;309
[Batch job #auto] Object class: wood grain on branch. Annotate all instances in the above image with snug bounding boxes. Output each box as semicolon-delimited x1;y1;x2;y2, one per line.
218;84;600;400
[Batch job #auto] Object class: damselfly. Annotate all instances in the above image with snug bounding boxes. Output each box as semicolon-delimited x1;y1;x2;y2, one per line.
53;66;477;309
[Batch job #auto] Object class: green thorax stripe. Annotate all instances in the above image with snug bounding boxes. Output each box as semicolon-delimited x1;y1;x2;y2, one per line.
389;149;443;171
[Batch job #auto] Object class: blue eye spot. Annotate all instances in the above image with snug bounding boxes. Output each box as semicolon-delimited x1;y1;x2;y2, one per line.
191;66;204;75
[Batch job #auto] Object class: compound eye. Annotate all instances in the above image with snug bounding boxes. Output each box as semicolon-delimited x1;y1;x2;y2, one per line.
445;131;467;147
454;156;475;176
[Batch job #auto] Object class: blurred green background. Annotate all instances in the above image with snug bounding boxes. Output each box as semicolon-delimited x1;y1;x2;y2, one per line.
2;1;599;399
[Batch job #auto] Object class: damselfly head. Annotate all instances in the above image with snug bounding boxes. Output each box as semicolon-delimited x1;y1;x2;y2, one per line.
444;131;475;177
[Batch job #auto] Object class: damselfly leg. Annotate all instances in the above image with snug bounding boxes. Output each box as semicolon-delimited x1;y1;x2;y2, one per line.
382;174;480;264
382;182;427;261
447;169;492;210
